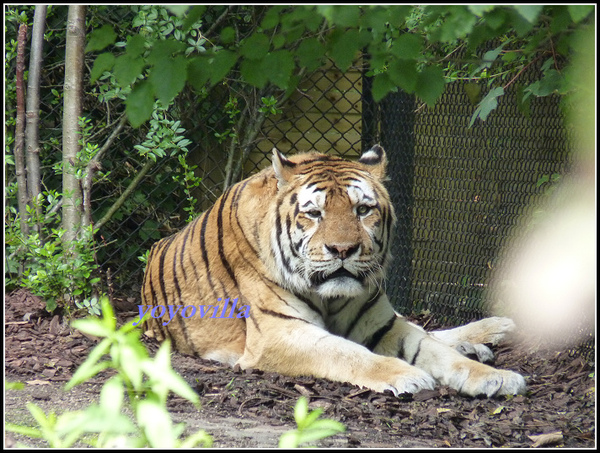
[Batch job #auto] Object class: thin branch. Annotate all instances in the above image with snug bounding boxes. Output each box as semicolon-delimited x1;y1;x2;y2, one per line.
25;5;47;234
93;159;155;232
14;23;29;238
503;53;545;91
223;102;249;190
82;115;128;228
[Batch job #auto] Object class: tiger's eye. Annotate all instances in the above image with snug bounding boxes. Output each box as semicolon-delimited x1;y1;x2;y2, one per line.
306;210;322;219
357;205;372;216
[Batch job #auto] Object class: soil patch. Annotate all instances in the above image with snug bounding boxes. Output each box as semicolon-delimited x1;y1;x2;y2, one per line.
4;288;596;448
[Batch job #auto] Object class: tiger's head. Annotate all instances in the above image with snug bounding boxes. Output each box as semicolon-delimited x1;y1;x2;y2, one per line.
268;145;396;299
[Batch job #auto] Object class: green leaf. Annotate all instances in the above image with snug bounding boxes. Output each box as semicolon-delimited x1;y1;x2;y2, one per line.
99;376;124;414
182;5;206;31
118;344;144;391
492;405;505;415
239;32;271;60
137;398;177;448
279;431;301;448
294;396;309;425
240;58;269;88
317;5;360;27
187;56;211;91
72;318;111;338
371;72;396;102
329;29;363;72
113;54;145;87
467;5;497;17
434;6;477;42
99;296;116;331
480;42;506;69
464;82;481;105
146;39;185;65
360;6;394;35
524;69;566;99
567;5;593;23
207;50;238;86
179;430;214;448
415;65;445;107
126;34;147;59
143;341;200;405
536;174;550;188
149;55;187;105
391;33;424;60
65;337;112;389
295;420;345;444
165;5;190;17
296;37;326;71
56;404;135;437
220;27;235;44
388;59;418;94
85;25;117;53
5;422;43;438
298;406;323;430
26;403;56;434
260;7;282;30
469;86;504;127
513;5;543;24
126;81;155;127
507;8;535;36
265;51;295;89
89;52;115;83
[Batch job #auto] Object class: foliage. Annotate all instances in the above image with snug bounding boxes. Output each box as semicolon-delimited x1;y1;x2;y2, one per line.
279;396;346;448
86;5;593;128
5;5;206;294
5;189;101;313
133;106;192;162
5;297;213;448
172;154;203;222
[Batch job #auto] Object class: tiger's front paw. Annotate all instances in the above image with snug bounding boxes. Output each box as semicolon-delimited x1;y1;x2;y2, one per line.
449;363;526;397
385;367;436;396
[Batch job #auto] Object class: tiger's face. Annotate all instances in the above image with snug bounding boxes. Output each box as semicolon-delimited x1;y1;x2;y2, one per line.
270;146;396;299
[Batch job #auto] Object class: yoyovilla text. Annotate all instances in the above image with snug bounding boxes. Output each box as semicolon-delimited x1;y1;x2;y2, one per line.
133;298;249;326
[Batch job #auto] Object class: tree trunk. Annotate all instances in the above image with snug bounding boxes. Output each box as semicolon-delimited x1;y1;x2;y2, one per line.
14;24;29;238
25;5;47;233
62;5;86;247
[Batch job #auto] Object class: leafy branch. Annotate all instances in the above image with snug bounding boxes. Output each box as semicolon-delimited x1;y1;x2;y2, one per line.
85;5;592;130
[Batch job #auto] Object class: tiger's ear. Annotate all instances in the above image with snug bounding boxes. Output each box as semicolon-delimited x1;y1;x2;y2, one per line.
272;148;296;188
358;144;387;180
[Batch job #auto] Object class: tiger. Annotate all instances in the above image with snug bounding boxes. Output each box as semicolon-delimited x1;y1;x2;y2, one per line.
141;145;526;397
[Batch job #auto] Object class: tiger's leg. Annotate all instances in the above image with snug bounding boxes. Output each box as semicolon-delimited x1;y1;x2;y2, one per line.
237;319;437;396
373;314;526;396
429;317;517;363
430;316;516;347
238;308;524;397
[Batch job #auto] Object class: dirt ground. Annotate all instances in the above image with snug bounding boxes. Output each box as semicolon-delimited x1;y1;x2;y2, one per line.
4;288;596;448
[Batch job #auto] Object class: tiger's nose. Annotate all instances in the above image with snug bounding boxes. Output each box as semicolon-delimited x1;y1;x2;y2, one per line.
325;243;360;260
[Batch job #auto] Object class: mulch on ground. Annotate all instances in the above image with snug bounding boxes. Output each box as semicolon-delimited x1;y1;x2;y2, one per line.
4;288;596;448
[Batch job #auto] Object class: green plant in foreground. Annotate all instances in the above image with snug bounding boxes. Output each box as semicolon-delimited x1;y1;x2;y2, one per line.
6;296;343;448
5;297;212;448
278;396;346;448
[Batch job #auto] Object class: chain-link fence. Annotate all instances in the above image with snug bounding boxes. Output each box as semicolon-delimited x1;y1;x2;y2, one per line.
376;73;571;323
363;63;592;361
